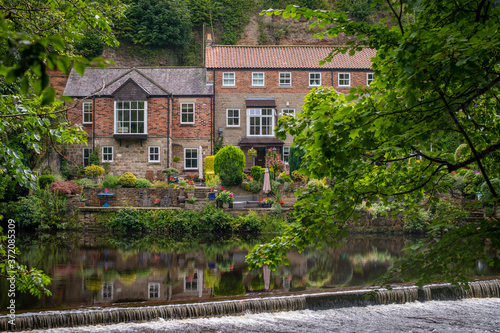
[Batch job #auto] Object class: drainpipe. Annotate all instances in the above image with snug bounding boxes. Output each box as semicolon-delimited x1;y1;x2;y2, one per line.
167;94;172;168
92;96;96;151
212;69;215;155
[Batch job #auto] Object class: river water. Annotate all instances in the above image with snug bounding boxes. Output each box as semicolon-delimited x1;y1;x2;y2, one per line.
1;231;499;313
21;298;500;332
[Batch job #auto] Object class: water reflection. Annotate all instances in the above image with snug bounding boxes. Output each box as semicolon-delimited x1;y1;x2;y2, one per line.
1;231;498;313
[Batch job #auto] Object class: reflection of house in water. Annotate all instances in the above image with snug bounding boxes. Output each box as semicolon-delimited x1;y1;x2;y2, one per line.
18;236;406;311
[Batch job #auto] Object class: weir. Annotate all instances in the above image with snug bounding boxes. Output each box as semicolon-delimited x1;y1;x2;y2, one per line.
1;280;499;331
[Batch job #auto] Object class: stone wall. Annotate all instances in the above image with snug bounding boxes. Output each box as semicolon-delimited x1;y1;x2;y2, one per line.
82;187;180;207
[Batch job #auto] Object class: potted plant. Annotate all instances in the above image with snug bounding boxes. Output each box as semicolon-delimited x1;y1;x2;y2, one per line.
206;175;221;199
247;147;257;159
185;185;196;198
216;189;234;208
259;197;274;208
162;168;179;184
80;196;87;207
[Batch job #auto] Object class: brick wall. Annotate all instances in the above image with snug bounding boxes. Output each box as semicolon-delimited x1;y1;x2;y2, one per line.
214;69;372;148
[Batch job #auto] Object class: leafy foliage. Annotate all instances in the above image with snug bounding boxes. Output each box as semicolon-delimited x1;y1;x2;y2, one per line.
38;175;55;189
119;172;138;187
250;0;500;285
214;145;246;186
14;189;69;229
74;178;98;189
85;164;105;177
135;178;153;188
49;181;81;195
102;175;120;189
117;0;192;48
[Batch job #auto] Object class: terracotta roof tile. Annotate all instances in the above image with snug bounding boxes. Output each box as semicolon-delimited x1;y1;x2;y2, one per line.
206;46;375;69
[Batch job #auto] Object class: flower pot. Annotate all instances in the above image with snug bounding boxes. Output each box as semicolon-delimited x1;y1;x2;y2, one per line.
208;192;216;200
80;202;86;207
222;202;229;209
262;204;271;208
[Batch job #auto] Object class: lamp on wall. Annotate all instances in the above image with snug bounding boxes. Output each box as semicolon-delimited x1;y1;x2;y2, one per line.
218;128;223;137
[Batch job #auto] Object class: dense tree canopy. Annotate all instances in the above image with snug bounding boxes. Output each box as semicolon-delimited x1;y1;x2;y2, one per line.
0;0;125;298
247;0;500;286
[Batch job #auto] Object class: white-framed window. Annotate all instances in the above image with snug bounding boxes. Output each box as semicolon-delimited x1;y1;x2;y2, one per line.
102;146;113;163
115;101;147;134
181;103;195;124
83;102;92;124
184;272;198;292
279;72;291;86
223;72;235;86
247;108;274;136
283;146;291;163
338;73;350;87
281;108;295;117
149;146;160;163
83;148;92;167
148;283;160;298
102;282;113;300
367;73;374;86
252;72;265;86
226;109;240;127
309;72;321;86
184;148;198;169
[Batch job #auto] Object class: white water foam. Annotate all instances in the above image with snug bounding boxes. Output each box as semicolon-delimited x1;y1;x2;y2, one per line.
20;298;500;333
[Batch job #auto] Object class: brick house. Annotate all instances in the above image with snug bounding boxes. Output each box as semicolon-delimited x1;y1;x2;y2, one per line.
63;68;213;178
63;46;374;177
205;45;376;169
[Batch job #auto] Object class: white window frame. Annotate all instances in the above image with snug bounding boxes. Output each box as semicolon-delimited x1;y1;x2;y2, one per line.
309;72;321;86
184;148;198;170
83;102;92;124
114;101;147;134
279;72;291;86
148;282;160;298
184;271;199;292
83;148;92;167
149;146;160;163
222;72;235;86
102;146;113;163
181;103;195;124
281;108;295;117
283;146;291;164
252;72;265;86
338;73;351;87
226;109;240;127
367;73;374;86
101;282;113;300
247;108;274;137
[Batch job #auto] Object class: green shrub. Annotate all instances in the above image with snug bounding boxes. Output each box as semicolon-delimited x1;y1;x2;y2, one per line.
136;178;152;188
214;145;245;186
74;30;104;59
457;168;469;176
248;180;261;193
250;166;264;181
463;170;478;198
292;170;307;182
119;172;137;187
38;175;55;189
107;208;145;231
454;143;469;162
236;211;263;232
85;164;105;177
173;156;181;162
403;207;431;233
480;179;500;203
102;175;120;189
75;178;98;188
213;271;245;296
289;147;303;174
153;181;170;188
200;204;233;232
14;189;68;229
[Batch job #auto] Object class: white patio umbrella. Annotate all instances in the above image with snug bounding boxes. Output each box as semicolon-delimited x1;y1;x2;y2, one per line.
198;146;204;184
262;168;271;194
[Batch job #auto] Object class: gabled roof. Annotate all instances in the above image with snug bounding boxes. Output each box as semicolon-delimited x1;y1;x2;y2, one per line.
205;46;375;69
63;68;213;97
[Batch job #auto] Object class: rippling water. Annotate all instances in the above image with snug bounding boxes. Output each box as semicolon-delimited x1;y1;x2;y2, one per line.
22;298;500;333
